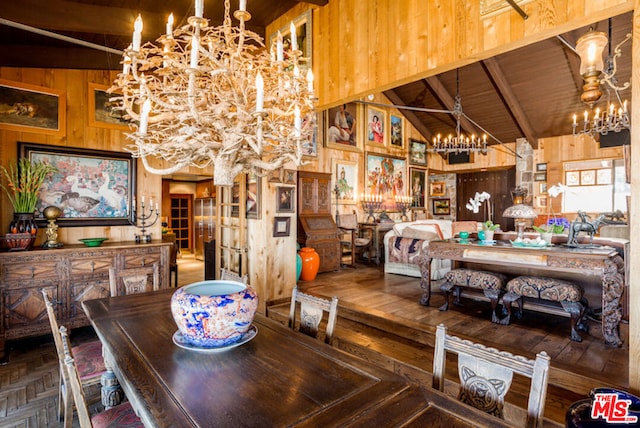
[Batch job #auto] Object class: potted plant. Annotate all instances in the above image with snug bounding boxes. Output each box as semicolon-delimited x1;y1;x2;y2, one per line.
1;158;57;240
481;220;500;241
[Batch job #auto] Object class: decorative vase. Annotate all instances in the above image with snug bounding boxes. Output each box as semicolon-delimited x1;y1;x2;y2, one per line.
299;247;320;281
9;212;37;235
296;253;302;281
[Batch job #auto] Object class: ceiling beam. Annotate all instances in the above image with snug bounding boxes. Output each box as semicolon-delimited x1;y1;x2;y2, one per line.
481;57;539;149
383;89;434;142
424;76;478;136
0;45;121;69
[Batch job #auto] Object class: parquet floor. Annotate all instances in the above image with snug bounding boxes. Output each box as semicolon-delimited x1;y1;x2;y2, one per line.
0;254;629;427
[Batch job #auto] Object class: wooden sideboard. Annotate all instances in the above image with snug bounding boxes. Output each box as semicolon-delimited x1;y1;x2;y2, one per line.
0;241;171;360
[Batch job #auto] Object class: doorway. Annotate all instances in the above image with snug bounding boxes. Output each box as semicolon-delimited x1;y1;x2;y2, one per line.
170;194;193;252
456;169;515;230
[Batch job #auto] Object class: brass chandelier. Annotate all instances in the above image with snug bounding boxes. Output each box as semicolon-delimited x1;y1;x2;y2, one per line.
111;0;316;186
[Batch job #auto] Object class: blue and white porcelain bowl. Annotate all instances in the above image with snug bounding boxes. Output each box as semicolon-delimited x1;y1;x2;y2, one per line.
171;280;258;348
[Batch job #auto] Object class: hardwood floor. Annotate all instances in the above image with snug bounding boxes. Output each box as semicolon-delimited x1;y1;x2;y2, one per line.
1;254;628;427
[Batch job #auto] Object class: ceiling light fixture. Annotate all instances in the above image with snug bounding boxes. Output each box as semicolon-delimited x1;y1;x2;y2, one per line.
427;70;488;155
572;21;631;137
110;0;316;186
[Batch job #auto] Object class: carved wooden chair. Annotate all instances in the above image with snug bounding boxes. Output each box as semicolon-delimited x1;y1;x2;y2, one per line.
337;211;372;267
433;324;550;428
288;287;339;345
42;289;106;428
220;268;248;284
109;263;159;296
60;326;143;428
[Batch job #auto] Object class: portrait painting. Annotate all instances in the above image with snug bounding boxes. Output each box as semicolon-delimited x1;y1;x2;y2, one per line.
276;186;295;213
366;106;386;146
325;102;359;151
409;139;427;166
332;159;357;204
365;154;406;210
390;114;404;147
409;168;426;208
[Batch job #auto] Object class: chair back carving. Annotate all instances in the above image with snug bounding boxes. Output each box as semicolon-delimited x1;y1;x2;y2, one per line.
59;326;94;428
109;263;159;296
220;268;248;284
288;287;339;344
337;213;358;230
433;324;550;428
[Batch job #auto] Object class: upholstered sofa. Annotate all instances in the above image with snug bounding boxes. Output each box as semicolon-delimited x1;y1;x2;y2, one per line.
383;220;454;280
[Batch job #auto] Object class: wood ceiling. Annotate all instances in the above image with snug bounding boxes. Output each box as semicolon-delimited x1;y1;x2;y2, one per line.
0;2;632;150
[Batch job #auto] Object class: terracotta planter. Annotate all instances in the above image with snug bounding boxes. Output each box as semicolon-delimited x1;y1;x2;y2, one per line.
299;247;320;281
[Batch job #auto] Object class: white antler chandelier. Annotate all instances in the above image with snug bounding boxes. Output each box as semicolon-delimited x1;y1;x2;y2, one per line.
111;0;316;186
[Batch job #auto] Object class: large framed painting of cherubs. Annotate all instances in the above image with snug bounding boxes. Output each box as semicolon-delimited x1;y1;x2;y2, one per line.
324;102;361;152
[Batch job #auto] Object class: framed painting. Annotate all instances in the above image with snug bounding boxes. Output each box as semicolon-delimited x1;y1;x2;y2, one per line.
365;153;406;210
539;182;547;194
429;181;446;197
536;195;548;208
596;168;612;185
246;173;261;219
536;162;547;172
302;112;319;157
284;169;297;184
432;198;450;215
580;170;596;186
325;103;360;152
332;159;357;204
0;79;66;136
273;217;291;237
409;168;427;208
268;9;312;69
276;186;295;213
566;170;579;186
19;142;136;227
534;172;547;182
409;139;427;166
88;82;130;130
389;114;404;148
365;106;386;147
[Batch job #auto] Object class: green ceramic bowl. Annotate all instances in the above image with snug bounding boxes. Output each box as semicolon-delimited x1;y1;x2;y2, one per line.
78;238;108;247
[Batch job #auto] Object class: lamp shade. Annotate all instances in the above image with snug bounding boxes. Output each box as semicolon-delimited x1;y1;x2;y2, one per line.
502;204;538;219
576;30;607;76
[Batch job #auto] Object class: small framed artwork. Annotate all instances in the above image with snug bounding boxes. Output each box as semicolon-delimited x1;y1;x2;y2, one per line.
430;181;446;197
324;102;360;152
580;170;596;186
268;169;282;183
409;139;427;166
432;198;450;215
409;168;427;208
534;172;547;182
284;169;297;184
246;173;261;220
539;182;547;194
88;82;130;130
332;159;358;204
302;112;319;157
0;79;66;136
566;171;579;186
273;217;291;237
536;163;547;172
268;9;312;69
276;186;295;213
389;114;404;148
536;195;548;208
366;106;386;146
596;168;612;185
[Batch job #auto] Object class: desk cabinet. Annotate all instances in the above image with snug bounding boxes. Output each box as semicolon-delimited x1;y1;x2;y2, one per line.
0;241;171;359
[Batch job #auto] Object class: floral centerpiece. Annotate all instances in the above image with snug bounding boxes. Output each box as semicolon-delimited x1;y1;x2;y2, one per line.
0;158;57;214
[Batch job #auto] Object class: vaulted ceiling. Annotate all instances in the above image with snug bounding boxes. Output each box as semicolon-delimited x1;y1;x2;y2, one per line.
0;2;632;151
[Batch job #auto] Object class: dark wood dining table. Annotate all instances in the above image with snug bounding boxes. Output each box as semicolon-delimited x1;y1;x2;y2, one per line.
82;289;512;427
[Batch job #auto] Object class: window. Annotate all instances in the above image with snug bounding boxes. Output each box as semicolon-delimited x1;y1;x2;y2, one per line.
562;159;629;213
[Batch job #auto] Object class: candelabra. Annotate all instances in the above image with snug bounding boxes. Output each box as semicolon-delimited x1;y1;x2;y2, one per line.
360;195;383;223
572;103;630;138
134;198;159;243
429;132;489;154
395;196;413;222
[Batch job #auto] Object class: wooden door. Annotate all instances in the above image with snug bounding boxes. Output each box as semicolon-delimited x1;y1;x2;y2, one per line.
456;169;516;231
170;194;193;252
215;175;247;278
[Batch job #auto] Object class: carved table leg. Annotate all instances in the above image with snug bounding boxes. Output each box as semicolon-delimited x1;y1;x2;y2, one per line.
601;257;624;347
101;369;124;409
417;253;432;306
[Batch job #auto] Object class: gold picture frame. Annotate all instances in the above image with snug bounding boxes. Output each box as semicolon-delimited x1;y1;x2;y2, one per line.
88;82;131;130
0;79;66;136
268;10;312;69
332;159;358;204
324;103;361;152
430;181;446;197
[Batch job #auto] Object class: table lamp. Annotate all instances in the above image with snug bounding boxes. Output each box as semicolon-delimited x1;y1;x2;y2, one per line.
503;187;537;241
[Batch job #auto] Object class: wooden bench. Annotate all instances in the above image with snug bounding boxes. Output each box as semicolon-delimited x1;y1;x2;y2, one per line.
439;268;507;323
501;276;588;342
